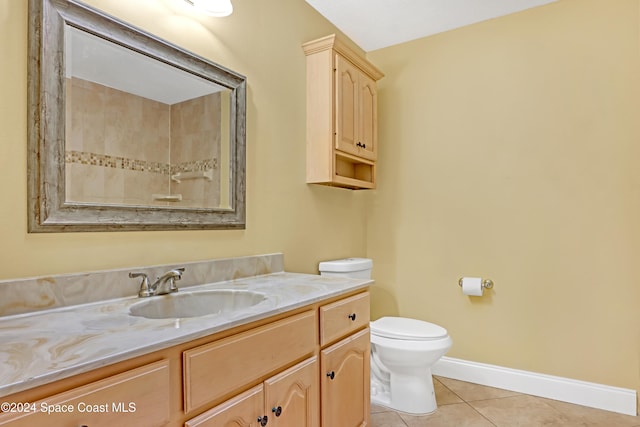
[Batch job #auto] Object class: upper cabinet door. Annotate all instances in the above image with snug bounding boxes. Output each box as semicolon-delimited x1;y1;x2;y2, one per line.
358;73;377;161
335;54;360;157
335;54;377;161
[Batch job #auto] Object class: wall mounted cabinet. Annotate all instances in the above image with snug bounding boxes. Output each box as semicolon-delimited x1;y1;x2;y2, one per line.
303;35;384;189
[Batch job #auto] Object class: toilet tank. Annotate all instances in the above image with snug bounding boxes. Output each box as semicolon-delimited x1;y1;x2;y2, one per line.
318;258;373;279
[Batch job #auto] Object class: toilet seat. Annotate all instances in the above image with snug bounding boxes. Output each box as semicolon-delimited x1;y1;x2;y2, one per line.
371;316;448;341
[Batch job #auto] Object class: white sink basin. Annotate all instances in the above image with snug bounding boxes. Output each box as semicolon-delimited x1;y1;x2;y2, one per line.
129;289;266;319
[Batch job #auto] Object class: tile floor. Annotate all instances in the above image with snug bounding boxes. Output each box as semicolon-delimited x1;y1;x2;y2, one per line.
371;376;640;427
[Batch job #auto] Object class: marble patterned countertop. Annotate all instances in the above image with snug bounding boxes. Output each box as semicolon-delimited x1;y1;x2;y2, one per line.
0;272;371;398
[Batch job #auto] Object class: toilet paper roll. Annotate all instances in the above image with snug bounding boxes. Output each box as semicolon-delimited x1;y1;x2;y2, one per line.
461;277;484;296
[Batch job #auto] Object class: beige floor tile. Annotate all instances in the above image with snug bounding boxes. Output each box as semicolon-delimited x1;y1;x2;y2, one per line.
372;404;391;414
469;394;571;426
399;402;496;427
434;377;464;405
371;378;640;427
437;377;521;402
371;410;409;427
541;398;640;427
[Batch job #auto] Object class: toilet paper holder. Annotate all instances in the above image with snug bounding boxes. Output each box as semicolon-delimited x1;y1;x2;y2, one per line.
458;278;494;289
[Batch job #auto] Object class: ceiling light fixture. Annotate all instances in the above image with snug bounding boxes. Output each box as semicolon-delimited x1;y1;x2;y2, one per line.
185;0;233;17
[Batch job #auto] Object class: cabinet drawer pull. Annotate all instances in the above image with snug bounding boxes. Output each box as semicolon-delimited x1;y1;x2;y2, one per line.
258;415;269;426
348;313;356;321
326;371;335;380
272;406;282;417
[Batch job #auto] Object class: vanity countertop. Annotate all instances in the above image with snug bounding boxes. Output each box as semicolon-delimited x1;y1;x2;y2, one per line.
0;272;371;398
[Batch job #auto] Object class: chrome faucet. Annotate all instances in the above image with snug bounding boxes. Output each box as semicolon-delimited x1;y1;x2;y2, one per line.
129;268;185;298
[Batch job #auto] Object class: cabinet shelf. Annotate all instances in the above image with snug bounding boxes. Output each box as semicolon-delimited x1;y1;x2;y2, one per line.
334;152;375;189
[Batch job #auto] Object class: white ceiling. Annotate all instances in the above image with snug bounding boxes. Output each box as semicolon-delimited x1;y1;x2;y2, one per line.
305;0;558;52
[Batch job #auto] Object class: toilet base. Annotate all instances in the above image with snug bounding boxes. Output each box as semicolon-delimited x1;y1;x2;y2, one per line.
371;369;438;415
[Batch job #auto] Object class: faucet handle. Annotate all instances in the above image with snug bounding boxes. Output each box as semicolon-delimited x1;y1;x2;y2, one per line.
168;267;185;292
129;272;152;297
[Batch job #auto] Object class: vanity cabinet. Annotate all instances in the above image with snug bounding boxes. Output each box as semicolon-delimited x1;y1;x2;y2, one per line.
303;35;384;190
0;290;369;427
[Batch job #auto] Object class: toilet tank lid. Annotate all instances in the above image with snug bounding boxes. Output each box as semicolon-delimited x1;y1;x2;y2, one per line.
371;317;448;340
318;258;372;273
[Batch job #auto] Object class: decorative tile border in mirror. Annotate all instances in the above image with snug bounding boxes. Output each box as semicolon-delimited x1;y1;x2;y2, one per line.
65;151;218;174
0;254;284;317
65;150;170;173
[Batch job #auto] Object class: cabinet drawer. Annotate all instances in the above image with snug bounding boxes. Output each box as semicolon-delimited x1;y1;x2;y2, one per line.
183;310;317;413
319;292;369;346
0;360;170;427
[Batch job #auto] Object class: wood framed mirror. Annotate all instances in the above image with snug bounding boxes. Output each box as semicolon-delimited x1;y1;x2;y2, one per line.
28;0;246;232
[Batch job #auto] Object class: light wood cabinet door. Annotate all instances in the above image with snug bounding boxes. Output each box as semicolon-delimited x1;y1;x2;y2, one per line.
335;55;377;162
0;360;170;427
320;328;370;427
187;357;319;427
264;356;319;427
335;54;360;157
185;385;265;427
358;73;377;161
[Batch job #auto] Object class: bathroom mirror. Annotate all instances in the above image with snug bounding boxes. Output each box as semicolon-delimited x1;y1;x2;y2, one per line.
27;0;246;232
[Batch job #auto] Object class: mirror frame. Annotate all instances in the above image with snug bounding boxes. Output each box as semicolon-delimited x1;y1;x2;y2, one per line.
27;0;246;232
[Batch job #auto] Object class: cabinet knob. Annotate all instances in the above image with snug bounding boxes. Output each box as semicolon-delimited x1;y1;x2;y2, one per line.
272;406;282;417
326;371;335;380
348;313;356;321
257;415;269;426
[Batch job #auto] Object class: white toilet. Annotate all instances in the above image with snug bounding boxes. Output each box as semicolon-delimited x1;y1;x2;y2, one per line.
319;258;453;415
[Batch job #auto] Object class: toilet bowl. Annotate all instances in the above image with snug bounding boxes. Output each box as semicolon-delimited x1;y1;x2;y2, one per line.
370;316;452;414
318;258;452;415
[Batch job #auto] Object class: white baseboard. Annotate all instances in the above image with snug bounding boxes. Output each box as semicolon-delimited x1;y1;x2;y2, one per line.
432;356;637;416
